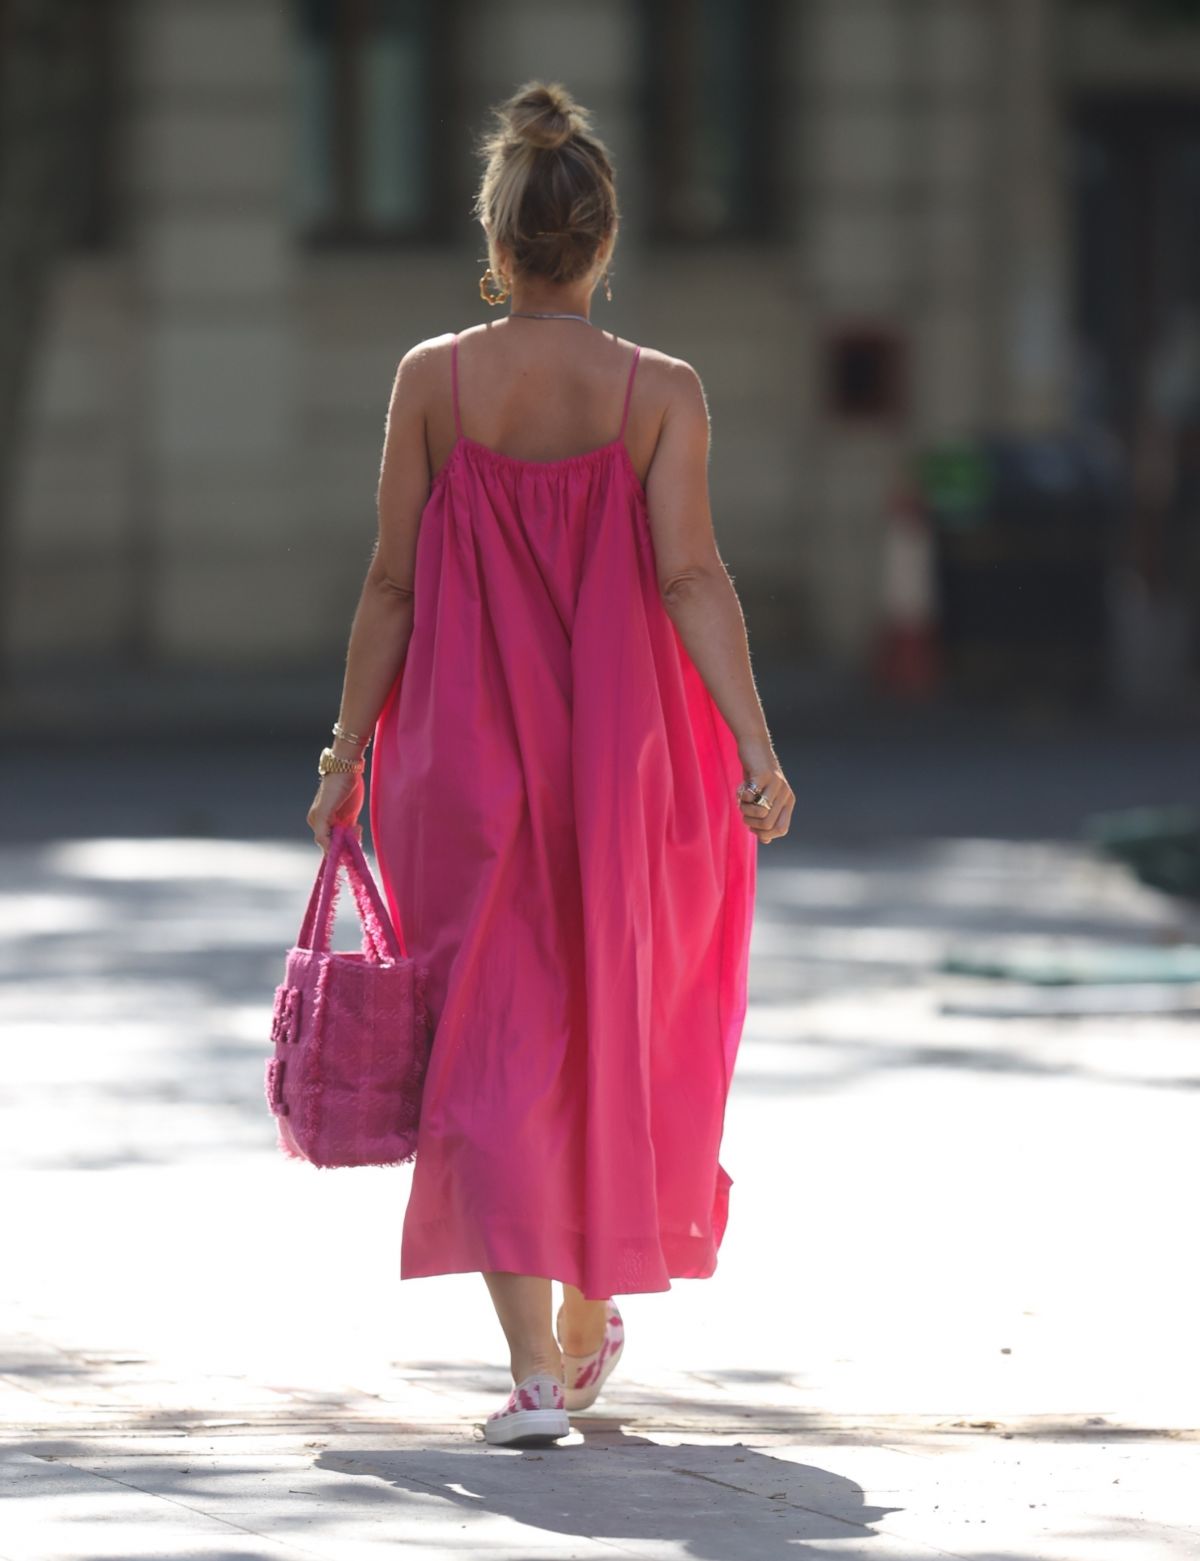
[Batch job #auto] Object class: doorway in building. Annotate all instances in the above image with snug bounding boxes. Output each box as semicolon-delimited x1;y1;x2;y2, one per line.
1069;94;1200;703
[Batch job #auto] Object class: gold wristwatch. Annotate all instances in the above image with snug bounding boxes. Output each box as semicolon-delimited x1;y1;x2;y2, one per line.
318;746;366;777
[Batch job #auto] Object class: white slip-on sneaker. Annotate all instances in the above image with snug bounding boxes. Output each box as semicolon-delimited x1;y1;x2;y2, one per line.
560;1301;624;1411
483;1371;570;1447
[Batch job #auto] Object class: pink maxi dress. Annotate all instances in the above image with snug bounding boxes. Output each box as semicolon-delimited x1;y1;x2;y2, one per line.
369;332;757;1300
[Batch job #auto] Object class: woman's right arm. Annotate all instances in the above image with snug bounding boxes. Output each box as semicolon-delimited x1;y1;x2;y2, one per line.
644;358;794;844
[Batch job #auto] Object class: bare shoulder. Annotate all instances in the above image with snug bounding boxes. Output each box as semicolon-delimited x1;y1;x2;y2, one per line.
630;343;707;408
627;342;703;390
628;344;710;451
377;333;457;428
393;331;456;383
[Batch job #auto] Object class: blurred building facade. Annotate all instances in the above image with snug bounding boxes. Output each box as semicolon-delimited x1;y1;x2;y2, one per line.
5;0;1200;701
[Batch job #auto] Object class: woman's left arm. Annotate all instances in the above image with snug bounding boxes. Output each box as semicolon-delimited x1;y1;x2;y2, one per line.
307;344;433;850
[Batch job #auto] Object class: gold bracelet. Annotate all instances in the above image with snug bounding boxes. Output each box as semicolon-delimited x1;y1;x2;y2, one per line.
318;746;365;777
332;721;370;748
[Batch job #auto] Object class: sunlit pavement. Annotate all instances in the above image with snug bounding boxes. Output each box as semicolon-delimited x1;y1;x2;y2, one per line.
1;735;1198;1560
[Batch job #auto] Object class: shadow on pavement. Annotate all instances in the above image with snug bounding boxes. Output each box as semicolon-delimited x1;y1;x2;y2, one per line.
318;1426;900;1559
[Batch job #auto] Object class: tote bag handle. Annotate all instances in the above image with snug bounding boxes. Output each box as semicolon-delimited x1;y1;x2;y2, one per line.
297;825;406;962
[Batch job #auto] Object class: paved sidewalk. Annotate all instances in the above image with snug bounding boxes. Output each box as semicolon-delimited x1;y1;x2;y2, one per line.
1;746;1198;1558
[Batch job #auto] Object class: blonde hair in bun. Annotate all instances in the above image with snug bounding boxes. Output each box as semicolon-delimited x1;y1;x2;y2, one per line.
473;80;619;288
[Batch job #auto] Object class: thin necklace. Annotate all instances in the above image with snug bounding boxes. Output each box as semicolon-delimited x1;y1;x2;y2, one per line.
509;310;593;325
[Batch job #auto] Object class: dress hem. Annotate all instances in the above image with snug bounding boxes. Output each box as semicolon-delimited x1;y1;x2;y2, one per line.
399;1211;725;1300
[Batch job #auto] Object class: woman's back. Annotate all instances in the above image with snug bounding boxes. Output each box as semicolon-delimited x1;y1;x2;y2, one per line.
427;321;657;486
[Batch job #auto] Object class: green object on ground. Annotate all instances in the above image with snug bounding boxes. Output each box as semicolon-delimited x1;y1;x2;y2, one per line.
941;944;1200;986
1084;804;1200;900
916;441;992;529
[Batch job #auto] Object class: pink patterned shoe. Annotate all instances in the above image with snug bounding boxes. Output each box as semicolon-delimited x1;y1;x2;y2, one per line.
560;1301;624;1411
483;1372;569;1447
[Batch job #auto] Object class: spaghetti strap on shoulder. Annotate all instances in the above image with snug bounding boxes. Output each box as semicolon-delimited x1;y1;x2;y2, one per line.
618;345;642;443
450;332;463;440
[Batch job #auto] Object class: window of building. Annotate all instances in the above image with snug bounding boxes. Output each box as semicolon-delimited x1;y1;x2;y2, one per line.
638;0;784;241
293;0;458;244
826;326;906;423
0;0;120;250
1074;0;1200;26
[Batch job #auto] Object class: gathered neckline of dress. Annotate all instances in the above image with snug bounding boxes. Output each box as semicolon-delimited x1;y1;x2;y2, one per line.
433;432;647;499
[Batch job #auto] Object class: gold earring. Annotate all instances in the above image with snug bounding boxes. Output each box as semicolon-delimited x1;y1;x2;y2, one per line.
479;266;510;305
603;269;613;304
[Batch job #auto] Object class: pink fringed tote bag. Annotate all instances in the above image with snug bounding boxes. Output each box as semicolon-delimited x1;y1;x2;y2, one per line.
265;824;432;1168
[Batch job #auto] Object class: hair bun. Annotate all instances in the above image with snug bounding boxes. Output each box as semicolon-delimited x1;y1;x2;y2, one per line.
506;80;583;151
474;80;618;289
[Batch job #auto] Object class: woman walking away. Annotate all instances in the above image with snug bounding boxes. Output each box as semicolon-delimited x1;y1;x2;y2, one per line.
307;78;794;1448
